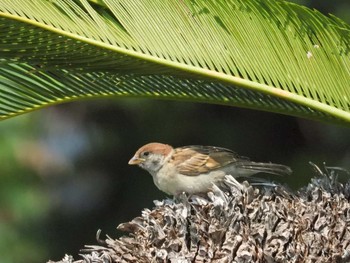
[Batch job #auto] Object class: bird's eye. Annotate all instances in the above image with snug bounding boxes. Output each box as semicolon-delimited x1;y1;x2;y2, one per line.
142;151;150;157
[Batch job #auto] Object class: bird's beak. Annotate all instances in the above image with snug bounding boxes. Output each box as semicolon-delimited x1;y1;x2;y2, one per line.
128;156;145;165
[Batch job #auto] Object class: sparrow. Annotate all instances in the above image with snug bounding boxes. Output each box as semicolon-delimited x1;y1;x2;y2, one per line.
128;142;292;195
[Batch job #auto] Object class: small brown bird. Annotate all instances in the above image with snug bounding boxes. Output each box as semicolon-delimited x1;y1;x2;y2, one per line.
129;142;292;195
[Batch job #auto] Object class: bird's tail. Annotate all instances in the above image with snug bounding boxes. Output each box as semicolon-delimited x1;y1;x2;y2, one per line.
235;162;292;177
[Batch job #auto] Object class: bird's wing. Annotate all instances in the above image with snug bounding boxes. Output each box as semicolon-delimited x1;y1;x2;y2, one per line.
172;145;246;176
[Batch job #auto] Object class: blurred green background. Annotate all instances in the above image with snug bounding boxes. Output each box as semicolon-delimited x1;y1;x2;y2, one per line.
0;1;349;262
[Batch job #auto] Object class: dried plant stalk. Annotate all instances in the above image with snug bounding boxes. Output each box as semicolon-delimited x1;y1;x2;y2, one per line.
48;166;350;263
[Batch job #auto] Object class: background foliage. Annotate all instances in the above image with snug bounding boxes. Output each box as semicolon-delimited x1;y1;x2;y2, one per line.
0;1;349;263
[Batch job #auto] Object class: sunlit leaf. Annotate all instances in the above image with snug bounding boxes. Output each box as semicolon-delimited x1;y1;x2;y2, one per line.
0;0;349;124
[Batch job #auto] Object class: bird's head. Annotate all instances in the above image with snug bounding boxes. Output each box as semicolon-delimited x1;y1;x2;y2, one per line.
128;142;173;173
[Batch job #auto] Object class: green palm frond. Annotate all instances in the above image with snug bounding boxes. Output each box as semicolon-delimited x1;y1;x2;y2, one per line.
0;0;349;124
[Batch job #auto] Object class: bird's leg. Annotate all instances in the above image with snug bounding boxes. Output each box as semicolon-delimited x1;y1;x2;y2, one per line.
173;191;189;203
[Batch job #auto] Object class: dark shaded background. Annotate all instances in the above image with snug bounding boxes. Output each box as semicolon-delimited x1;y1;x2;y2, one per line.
0;1;349;262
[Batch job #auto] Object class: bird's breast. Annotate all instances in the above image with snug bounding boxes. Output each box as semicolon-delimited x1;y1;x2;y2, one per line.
153;165;226;195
